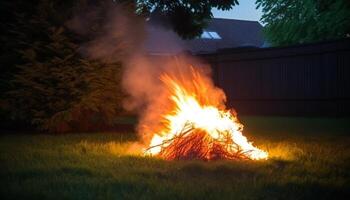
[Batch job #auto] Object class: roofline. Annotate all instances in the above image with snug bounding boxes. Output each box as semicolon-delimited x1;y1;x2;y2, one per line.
211;18;264;27
211;17;262;23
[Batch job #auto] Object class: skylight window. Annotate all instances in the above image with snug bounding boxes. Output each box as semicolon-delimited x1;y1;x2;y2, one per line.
208;31;221;39
200;31;222;39
200;31;211;39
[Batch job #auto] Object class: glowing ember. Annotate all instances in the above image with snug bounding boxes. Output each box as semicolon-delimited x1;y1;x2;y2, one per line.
144;67;268;160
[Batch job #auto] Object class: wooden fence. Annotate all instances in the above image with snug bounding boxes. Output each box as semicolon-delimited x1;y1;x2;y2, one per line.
199;39;350;116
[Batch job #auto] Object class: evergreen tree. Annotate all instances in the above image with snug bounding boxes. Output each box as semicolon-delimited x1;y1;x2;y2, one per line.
4;0;125;132
256;0;350;46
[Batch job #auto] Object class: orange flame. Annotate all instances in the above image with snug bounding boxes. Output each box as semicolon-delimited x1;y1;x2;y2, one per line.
144;66;268;160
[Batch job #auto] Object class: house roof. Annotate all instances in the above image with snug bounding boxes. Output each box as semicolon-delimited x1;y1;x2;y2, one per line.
144;18;265;55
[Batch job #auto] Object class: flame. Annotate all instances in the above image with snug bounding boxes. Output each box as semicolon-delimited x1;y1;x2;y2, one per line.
144;66;268;160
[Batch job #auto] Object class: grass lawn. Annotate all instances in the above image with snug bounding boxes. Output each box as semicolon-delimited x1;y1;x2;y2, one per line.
1;116;350;200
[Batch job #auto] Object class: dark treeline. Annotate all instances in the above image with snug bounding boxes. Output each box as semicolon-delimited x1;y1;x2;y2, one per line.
0;0;128;132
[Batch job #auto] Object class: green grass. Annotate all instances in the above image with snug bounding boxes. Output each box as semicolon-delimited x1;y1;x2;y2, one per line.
1;116;350;200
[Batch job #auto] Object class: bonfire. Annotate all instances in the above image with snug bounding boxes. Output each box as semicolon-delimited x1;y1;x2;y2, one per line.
144;66;268;161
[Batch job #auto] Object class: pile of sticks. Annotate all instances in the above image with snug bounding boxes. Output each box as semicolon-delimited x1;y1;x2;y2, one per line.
146;123;253;160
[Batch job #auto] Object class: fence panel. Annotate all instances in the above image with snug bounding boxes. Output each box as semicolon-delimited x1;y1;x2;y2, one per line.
200;39;350;116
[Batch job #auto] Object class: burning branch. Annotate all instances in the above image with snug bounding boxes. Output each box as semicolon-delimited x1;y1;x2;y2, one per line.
146;122;259;161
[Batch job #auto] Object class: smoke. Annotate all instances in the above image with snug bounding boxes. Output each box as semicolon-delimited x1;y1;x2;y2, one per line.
68;2;226;145
67;1;145;63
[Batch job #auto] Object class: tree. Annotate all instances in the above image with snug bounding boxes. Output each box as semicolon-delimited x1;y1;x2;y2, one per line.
3;0;125;132
9;27;124;132
135;0;239;39
256;0;350;46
